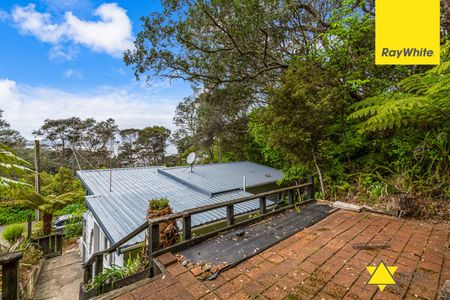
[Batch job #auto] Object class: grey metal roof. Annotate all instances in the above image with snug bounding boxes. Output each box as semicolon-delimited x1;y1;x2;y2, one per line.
158;161;282;196
77;161;283;248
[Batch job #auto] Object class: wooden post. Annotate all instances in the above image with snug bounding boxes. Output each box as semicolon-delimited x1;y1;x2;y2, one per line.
27;214;32;240
226;205;234;226
34;140;41;222
182;215;191;241
147;223;153;277
94;255;103;276
148;222;159;277
288;190;294;205
306;176;314;201
259;196;267;215
1;251;22;300
150;223;160;252
56;233;63;254
83;264;92;284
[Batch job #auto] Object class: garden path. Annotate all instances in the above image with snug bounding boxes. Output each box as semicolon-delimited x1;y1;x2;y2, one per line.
34;252;82;299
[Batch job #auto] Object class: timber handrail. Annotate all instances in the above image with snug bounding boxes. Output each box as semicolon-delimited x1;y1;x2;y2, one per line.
148;182;313;224
83;221;147;267
82;177;315;284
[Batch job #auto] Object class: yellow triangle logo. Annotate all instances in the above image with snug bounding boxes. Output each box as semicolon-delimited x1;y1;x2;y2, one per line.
366;262;397;291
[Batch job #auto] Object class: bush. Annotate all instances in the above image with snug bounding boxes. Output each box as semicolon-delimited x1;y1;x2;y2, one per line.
148;197;169;211
64;217;83;239
0;205;34;225
21;243;43;266
84;255;144;292
2;224;25;242
54;202;86;217
32;221;46;238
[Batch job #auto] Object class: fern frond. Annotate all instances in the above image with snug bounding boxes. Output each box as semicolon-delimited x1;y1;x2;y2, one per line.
426;74;450;96
398;74;430;95
428;61;450;75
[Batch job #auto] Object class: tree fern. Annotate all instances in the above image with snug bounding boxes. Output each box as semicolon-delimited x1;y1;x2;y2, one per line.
348;57;450;132
0;143;32;188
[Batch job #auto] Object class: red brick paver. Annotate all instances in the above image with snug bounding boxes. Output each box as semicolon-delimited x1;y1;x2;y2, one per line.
106;210;449;300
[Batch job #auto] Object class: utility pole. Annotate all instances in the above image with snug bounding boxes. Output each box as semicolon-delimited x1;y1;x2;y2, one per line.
34;140;41;221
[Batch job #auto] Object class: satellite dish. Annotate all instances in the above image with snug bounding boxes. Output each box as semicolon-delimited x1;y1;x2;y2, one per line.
186;152;197;165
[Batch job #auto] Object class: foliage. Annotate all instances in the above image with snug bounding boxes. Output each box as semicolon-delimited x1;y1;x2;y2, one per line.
63;205;85;239
21;243;43;266
2;223;25;242
0;110;25;148
124;0;450;216
33;117;119;169
173;86;253;162
31;221;45;238
125;0;365;91
12;167;85;235
0;142;32;188
55;202;86;217
84;255;144;292
348;57;450;132
117;126;172;166
148;197;169;211
0;204;34;225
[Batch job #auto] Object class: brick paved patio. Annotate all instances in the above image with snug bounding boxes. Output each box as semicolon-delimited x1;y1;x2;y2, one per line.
103;210;449;300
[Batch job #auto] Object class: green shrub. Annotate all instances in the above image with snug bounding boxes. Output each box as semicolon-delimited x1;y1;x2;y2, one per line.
148;197;169;211
54;202;86;217
2;224;25;242
32;221;46;238
64;217;83;239
59;203;85;239
21;243;43;265
0;205;34;225
84;255;144;292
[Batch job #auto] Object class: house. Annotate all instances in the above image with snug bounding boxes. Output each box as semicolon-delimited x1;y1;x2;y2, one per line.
76;161;283;268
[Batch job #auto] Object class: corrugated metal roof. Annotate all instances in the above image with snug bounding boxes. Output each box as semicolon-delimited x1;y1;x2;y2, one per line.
77;161;283;248
160;161;283;195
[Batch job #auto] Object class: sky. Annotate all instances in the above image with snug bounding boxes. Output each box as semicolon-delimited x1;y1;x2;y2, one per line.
0;0;192;145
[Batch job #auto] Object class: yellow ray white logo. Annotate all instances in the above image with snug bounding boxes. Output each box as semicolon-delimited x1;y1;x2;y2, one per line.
366;262;397;291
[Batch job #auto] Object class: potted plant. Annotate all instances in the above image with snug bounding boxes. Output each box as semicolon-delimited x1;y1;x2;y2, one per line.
147;197;178;247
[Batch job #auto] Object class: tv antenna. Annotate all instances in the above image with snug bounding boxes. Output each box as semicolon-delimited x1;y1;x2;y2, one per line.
186;152;197;172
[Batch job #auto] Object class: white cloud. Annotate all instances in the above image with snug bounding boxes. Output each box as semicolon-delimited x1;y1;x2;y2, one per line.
11;3;133;58
49;44;78;61
62;68;83;79
12;4;65;43
0;79;179;143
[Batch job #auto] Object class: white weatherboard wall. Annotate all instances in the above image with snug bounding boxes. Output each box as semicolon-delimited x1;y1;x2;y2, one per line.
82;210;123;268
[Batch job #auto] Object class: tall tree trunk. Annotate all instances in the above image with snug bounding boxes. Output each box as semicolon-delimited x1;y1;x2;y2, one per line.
218;138;222;162
43;213;53;235
209;147;214;163
311;146;325;198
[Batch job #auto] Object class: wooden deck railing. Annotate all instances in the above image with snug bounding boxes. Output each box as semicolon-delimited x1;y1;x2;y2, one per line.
0;251;23;300
31;232;64;258
82;177;315;284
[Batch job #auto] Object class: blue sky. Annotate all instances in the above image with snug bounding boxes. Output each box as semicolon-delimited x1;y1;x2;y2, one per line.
0;0;192;143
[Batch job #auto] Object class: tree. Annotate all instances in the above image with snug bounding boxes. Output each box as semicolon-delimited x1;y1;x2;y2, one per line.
0;110;25;148
34;117;118;169
125;0;346;91
15;191;79;235
173;86;252;162
137;126;171;165
15;167;85;235
33;117;81;159
348;44;450;187
348;45;450;132
0;143;32;188
117;128;141;166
